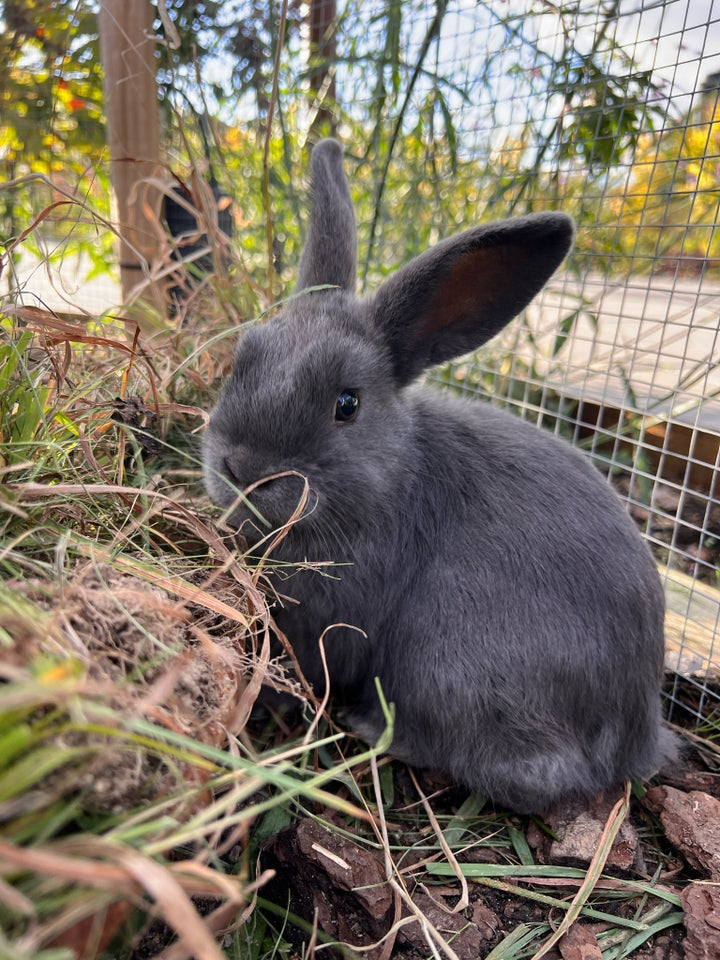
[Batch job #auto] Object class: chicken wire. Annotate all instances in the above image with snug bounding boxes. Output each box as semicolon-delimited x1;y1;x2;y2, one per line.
8;0;718;725
316;0;720;726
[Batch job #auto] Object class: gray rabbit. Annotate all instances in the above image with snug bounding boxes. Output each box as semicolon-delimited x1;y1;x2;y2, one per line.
203;139;673;813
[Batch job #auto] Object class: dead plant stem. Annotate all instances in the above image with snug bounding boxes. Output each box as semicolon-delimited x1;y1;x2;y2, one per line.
263;0;290;301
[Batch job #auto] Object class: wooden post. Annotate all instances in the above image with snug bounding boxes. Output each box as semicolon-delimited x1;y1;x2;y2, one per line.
98;0;161;306
309;0;337;135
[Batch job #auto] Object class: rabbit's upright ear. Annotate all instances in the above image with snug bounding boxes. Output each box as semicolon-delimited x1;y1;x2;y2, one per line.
372;213;574;385
296;139;357;293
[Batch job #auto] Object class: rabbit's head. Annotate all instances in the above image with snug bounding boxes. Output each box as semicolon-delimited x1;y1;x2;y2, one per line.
203;140;574;545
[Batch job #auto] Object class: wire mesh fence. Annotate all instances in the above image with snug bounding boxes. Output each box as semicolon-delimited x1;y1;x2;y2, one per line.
4;0;719;726
314;0;720;728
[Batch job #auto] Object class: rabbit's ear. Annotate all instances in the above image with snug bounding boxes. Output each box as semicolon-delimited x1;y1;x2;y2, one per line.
296;139;357;293
372;213;574;385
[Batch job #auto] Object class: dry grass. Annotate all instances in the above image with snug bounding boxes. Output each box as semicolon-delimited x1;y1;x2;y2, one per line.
0;197;373;957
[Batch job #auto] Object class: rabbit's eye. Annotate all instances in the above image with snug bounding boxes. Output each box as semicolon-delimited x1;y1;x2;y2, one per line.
335;389;360;422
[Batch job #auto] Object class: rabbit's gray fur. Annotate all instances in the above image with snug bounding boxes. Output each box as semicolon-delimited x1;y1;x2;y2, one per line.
203;139;672;813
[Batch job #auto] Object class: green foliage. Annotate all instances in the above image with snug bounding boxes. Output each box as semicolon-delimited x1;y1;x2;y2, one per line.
552;56;656;172
0;326;49;461
0;0;104;168
0;1;108;246
607;96;720;268
155;0;305;115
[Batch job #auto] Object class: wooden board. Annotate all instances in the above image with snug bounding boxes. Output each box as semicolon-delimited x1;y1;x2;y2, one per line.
662;564;720;678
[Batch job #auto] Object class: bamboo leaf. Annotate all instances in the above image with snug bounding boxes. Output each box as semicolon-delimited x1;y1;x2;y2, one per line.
551;308;582;357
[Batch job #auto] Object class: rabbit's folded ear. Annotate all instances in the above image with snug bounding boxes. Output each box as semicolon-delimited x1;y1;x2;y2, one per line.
296;139;357;293
372;213;574;385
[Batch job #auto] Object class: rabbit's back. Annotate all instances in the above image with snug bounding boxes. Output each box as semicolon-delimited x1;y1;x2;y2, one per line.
348;390;668;810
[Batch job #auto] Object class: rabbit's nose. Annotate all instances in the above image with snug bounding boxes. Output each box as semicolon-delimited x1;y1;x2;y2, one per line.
223;454;241;485
222;446;255;488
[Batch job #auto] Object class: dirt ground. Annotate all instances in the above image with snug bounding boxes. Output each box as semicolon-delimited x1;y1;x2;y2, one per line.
253;748;719;960
125;717;719;959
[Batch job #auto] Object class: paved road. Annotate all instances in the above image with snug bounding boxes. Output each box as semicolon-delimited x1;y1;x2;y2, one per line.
8;252;720;433
519;272;720;432
5;248;121;316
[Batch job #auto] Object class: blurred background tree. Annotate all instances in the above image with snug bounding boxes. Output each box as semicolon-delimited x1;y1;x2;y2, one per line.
2;0;714;311
0;0;106;244
609;77;720;273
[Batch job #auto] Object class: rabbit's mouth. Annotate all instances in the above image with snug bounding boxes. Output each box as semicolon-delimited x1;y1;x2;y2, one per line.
220;470;319;541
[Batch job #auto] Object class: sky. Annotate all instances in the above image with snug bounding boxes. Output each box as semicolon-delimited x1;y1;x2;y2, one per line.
425;0;720;158
618;0;720;103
